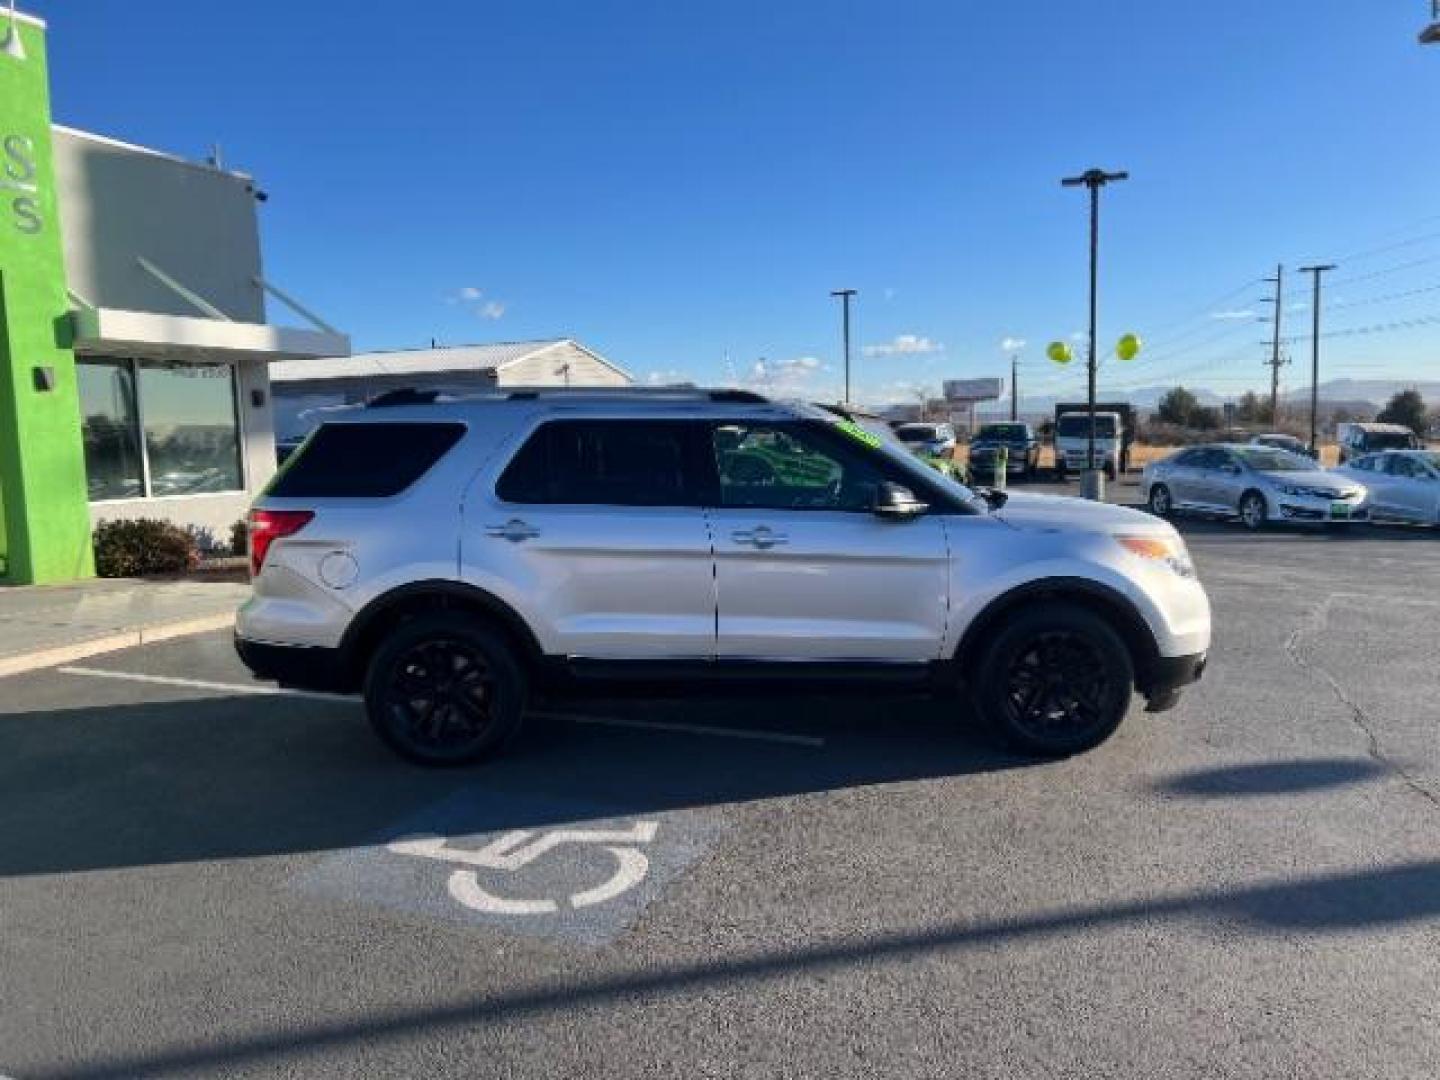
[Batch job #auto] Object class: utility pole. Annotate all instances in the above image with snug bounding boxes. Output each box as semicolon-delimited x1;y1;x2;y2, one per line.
830;289;857;404
1061;167;1128;500
1297;264;1336;454
1010;354;1019;422
1260;264;1285;424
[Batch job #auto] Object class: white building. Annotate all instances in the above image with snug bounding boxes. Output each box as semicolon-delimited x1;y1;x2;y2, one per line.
269;339;631;441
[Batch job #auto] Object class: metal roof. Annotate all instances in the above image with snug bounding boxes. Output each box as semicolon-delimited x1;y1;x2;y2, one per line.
269;338;576;383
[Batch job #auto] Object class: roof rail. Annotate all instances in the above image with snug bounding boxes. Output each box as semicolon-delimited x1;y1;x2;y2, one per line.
501;386;771;403
365;388;443;408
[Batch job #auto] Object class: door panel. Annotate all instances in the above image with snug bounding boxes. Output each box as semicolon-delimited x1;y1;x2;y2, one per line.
705;419;949;661
470;418;716;660
474;505;715;658
711;509;948;660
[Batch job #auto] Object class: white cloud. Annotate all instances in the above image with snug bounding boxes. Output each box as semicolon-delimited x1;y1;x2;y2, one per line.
1211;309;1256;320
862;334;943;358
458;286;483;301
745;355;832;395
1001;336;1026;352
646;369;690;386
477;300;506;319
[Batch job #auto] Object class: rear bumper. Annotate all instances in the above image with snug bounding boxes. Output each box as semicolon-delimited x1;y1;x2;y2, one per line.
234;634;353;692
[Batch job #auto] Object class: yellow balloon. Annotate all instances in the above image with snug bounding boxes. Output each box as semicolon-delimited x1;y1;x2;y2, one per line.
1046;341;1073;365
1116;333;1142;361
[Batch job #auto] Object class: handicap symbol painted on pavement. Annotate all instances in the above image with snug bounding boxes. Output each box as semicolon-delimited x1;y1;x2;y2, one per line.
387;822;660;915
292;790;725;945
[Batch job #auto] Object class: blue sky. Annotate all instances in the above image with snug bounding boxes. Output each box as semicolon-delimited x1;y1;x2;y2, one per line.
31;0;1440;406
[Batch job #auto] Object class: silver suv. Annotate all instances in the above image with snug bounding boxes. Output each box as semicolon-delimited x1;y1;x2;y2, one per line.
236;388;1210;765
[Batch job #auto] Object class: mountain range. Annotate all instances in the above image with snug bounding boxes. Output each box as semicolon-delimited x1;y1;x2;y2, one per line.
1009;378;1440;416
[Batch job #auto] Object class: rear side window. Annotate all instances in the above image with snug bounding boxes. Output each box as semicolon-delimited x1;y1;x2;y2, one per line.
497;420;699;506
268;422;465;498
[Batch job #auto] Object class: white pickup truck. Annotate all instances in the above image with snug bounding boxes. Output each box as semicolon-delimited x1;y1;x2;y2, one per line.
1054;410;1124;478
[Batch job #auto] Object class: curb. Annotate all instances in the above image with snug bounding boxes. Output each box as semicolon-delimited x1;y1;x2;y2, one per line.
0;611;236;679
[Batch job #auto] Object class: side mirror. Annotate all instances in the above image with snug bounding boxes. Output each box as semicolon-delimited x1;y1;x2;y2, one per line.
873;482;928;520
978;487;1009;510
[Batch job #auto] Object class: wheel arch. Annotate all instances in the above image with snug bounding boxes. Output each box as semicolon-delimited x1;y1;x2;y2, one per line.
953;577;1163;693
338;580;546;688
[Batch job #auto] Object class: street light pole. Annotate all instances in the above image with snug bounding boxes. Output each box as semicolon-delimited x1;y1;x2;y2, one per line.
1061;168;1128;500
1010;354;1019;422
830;289;857;404
1297;264;1335;454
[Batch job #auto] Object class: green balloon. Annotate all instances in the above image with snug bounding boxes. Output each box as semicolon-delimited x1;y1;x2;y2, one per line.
1046;341;1073;365
1116;333;1142;361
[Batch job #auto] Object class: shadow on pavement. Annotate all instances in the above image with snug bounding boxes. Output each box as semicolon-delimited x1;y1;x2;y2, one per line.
1153;757;1389;798
36;857;1440;1080
0;690;1022;879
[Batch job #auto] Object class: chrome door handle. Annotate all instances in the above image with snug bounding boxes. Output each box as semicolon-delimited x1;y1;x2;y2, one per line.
731;526;788;549
485;519;540;543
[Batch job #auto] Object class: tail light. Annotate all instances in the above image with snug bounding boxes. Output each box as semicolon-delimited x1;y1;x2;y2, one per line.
247;509;314;576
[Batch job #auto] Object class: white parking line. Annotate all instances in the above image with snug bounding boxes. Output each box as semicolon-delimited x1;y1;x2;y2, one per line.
57;666;352;702
55;667;826;747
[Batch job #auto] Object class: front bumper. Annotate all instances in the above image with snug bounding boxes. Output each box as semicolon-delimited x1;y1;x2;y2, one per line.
1142;651;1207;712
1272;493;1369;523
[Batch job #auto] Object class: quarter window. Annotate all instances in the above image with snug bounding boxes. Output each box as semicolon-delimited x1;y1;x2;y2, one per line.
497;420;699;506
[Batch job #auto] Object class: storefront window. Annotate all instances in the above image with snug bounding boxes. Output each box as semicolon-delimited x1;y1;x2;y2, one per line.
75;358;242;501
76;359;145;501
139;361;242;496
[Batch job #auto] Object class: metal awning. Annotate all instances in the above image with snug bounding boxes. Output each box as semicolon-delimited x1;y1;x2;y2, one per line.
71;306;350;363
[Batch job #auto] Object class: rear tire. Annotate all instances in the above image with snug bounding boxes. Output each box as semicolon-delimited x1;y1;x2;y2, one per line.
971;605;1134;757
363;613;526;766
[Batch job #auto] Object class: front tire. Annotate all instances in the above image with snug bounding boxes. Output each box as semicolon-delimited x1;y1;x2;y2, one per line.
1147;483;1173;518
1238;490;1268;531
971;605;1135;757
363;613;526;766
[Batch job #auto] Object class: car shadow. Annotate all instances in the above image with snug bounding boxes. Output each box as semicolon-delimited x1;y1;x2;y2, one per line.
0;690;1025;879
1152;757;1388;798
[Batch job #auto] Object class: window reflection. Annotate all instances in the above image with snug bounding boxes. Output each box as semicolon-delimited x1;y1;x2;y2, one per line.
76;358;243;501
77;359;145;501
139;361;242;497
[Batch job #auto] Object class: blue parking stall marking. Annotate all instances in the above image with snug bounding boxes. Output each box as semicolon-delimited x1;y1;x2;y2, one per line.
292;789;727;946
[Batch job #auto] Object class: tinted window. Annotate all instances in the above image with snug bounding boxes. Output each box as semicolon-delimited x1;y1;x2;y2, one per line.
1056;414;1118;438
1368;430;1419;451
1386;455;1421;478
497;420;698;506
269;422;465;498
712;421;894;512
1350;455;1376;472
1172;448;1204;466
1231;446;1311;472
1190;448;1226;469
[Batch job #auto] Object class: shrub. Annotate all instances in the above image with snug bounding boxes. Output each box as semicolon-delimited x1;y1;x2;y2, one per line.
229;518;249;558
93;518;199;578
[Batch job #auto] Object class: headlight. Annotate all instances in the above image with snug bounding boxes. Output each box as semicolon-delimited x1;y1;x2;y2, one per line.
1118;534;1196;579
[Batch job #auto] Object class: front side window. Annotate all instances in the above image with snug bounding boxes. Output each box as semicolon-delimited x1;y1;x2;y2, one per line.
711;422;893;512
497;420;699;506
1386;455;1421;478
76;358;242;501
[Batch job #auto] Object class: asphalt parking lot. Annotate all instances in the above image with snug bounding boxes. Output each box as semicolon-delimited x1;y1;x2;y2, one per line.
2;508;1439;1078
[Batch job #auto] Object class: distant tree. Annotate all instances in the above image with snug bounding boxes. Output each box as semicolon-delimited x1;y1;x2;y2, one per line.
1157;386;1200;427
1192;406;1222;431
1377;389;1427;436
1235;390;1274;425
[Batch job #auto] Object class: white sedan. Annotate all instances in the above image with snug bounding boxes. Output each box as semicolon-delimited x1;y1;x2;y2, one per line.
1333;450;1440;526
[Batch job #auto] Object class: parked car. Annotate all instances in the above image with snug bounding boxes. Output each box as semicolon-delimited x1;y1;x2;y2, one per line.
893;422;957;458
1143;443;1369;530
1333;450;1440;526
968;422;1041;481
1250;433;1312;457
236;387;1210;764
1336;422;1421;464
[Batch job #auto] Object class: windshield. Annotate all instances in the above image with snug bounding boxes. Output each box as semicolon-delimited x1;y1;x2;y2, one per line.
1368;430;1418;450
1232;446;1314;472
976;424;1026;441
1056;414;1118;438
894;424;942;442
